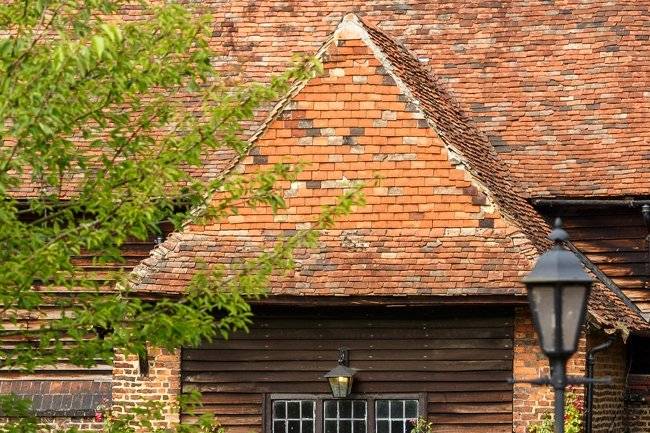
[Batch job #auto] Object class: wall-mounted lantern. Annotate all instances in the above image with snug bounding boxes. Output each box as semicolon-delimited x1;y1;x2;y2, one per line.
324;348;356;398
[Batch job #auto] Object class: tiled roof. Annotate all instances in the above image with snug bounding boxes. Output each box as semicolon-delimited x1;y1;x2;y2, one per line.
132;15;649;335
12;3;650;199
200;1;650;198
0;380;110;417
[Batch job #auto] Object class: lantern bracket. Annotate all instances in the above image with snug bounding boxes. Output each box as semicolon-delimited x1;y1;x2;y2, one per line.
337;348;349;367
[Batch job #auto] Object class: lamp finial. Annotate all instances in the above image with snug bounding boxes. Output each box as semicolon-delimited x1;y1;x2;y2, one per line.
549;217;568;244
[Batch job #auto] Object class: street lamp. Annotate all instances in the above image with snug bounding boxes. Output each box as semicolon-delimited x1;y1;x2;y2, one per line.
523;218;593;433
324;348;356;398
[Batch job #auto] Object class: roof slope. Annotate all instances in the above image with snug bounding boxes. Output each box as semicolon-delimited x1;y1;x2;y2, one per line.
201;1;650;198
132;14;649;334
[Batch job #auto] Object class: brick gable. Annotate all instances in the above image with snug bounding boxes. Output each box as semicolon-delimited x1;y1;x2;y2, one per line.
132;15;541;298
131;14;649;335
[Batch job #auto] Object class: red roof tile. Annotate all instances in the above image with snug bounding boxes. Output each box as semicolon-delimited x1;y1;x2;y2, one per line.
200;2;650;198
131;15;649;335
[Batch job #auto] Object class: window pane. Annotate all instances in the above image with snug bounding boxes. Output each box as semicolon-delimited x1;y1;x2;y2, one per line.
274;402;286;419
325;421;337;433
288;421;300;433
340;420;352;433
288;402;301;418
274;421;286;433
353;421;366;433
377;421;389;433
391;421;403;433
302;401;314;418
405;401;417;419
325;401;337;419
390;401;403;418
303;422;313;433
353;401;366;418
377;401;389;418
340;401;353;418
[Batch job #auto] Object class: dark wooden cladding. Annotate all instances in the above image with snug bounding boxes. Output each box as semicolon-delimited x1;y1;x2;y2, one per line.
540;207;650;314
181;306;514;433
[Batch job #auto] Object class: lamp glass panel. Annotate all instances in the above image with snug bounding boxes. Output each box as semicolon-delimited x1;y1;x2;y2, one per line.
528;285;557;354
328;376;350;398
561;285;588;353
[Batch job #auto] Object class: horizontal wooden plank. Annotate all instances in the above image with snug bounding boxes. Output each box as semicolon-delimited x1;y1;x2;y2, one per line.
430;413;511;424
184;381;512;394
211;327;512;341
190;404;261;416
587;251;649;264
613;277;646;288
566;226;646;240
182;360;512;373
596;262;648;277
247;317;513;330
428;402;511;414
427;391;512;403
199;393;264;405
183;370;512;384
180;416;259;430
430;425;510;433
195;338;513;351
562;214;643;228
182;349;512;362
573;239;644;253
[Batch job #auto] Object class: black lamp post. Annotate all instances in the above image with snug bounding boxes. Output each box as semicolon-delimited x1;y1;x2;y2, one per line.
522;218;593;433
324;348;356;398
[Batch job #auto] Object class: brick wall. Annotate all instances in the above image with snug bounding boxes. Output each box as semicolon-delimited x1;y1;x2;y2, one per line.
513;307;586;433
111;347;181;428
627;375;650;433
587;332;627;433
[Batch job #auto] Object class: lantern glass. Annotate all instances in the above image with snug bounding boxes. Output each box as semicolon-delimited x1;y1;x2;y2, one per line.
561;284;589;353
328;376;352;398
528;285;557;355
528;284;590;357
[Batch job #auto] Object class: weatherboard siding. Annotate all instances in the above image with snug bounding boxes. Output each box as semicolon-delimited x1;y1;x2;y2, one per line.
181;307;514;433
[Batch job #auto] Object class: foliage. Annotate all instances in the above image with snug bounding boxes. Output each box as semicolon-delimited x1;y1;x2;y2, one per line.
407;417;434;433
0;0;364;431
527;391;584;433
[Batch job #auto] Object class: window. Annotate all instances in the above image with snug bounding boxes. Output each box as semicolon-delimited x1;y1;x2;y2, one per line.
324;400;367;433
273;401;315;433
268;396;421;433
375;400;418;433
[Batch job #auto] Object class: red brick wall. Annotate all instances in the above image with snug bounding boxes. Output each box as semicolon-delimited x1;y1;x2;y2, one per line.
513;307;586;433
587;332;626;433
627;375;650;433
111;347;181;428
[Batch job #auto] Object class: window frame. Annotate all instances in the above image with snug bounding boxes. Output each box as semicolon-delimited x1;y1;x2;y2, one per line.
265;394;426;433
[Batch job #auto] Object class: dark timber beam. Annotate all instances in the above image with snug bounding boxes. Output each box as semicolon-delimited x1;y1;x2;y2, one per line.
249;294;529;307
533;198;650;208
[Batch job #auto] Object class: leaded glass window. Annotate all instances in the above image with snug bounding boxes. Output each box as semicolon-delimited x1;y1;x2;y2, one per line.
324;400;367;433
375;400;418;433
273;401;315;433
